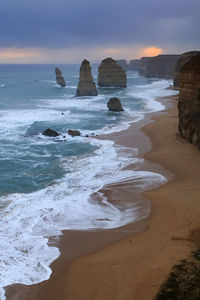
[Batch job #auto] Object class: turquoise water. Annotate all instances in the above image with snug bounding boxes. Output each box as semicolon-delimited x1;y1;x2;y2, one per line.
0;64;152;196
0;64;178;298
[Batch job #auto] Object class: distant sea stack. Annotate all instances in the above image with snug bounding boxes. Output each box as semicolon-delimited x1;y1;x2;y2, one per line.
178;53;200;147
98;58;127;88
76;59;98;97
116;59;128;71
128;59;140;71
173;51;200;88
138;55;180;79
55;68;66;87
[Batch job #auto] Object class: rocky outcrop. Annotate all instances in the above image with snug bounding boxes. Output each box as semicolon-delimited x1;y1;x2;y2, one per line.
178;53;200;147
98;58;127;88
138;57;152;76
55;68;66;87
107;97;124;112
128;59;140;71
76;59;98;96
68;129;81;137
173;51;200;88
116;59;128;71
139;55;180;79
42;128;60;137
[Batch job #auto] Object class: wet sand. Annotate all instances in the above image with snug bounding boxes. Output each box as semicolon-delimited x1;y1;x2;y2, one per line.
6;94;200;299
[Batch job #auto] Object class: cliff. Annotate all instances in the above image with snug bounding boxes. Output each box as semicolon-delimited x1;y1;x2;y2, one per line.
55;68;66;87
98;58;127;88
139;55;180;79
178;53;200;147
128;59;140;70
76;59;98;97
138;57;152;76
173;51;200;88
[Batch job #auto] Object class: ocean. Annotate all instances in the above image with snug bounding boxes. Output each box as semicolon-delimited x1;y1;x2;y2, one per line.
0;63;177;299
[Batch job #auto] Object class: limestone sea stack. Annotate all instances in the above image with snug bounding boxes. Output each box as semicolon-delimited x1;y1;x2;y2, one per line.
98;58;127;88
178;53;200;147
55;68;66;87
76;59;98;97
107;97;124;112
173;51;200;88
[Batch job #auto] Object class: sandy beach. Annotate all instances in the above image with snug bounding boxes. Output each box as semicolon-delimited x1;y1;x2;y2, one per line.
6;94;200;300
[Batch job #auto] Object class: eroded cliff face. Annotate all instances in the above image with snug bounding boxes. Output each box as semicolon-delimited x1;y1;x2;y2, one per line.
178;53;200;147
98;58;127;88
128;59;140;71
76;59;98;96
173;51;200;88
138;57;152;76
139;55;180;79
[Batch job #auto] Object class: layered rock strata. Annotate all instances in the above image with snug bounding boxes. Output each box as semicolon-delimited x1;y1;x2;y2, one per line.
55;68;66;87
107;97;124;111
173;51;200;88
139;55;180;79
76;59;98;96
178;53;200;147
98;58;127;87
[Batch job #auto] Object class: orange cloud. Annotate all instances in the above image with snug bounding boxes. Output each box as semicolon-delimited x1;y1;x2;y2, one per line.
141;46;163;57
0;45;164;64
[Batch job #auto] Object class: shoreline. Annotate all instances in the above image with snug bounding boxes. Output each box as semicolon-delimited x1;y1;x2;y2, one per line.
6;97;168;299
6;92;200;300
62;94;200;300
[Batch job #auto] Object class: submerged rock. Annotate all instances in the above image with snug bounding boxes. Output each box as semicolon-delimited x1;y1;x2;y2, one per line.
173;51;200;88
55;68;66;87
98;58;127;87
42;128;60;137
107;97;124;112
76;59;98;96
178;53;200;148
68;129;81;137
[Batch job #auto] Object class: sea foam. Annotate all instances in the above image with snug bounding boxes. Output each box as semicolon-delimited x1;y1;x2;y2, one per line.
0;74;178;298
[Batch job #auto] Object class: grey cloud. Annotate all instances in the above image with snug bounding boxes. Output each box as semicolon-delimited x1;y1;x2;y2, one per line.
0;0;199;50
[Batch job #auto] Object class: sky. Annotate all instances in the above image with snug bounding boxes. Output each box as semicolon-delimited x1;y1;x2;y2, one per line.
0;0;199;63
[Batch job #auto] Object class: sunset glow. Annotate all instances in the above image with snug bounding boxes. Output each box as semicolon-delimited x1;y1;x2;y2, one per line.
141;47;163;57
0;48;41;59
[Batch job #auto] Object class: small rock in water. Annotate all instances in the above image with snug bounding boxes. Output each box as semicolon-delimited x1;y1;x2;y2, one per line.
107;97;124;112
42;128;60;137
68;129;81;137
